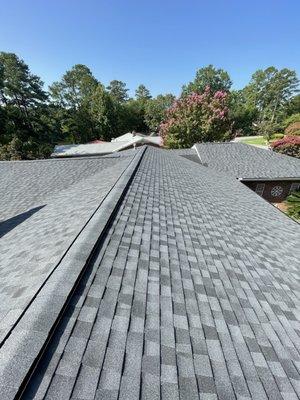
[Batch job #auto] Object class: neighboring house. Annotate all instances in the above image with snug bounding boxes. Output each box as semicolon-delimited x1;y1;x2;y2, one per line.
191;142;300;202
51;132;162;157
1;146;300;399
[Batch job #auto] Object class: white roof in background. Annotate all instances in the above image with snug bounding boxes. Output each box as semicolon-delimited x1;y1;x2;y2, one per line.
111;132;161;144
52;135;162;157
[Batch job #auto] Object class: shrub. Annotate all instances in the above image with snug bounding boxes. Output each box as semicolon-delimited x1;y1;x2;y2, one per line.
271;136;300;158
285;191;300;220
284;113;300;136
159;86;231;148
270;133;284;139
283;113;300;128
285;122;300;136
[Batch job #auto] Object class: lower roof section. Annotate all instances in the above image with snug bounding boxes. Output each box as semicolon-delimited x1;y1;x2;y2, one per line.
0;152;140;346
193;142;300;180
14;146;300;400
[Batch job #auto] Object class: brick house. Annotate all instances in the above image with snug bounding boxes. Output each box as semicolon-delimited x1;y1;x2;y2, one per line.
191;142;300;203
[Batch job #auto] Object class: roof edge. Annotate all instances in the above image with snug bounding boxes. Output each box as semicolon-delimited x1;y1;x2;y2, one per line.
239;177;300;182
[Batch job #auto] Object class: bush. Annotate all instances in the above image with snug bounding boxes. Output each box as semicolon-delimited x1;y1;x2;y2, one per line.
283;113;300;136
270;133;284;139
283;113;300;128
286;191;300;220
285;122;300;136
271;136;300;158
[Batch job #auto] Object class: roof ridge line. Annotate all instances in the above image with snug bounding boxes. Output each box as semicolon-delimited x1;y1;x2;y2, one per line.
0;146;147;400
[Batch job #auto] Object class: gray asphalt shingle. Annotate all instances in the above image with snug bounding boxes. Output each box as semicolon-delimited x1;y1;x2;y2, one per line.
193;142;300;179
0;154;136;344
16;146;300;400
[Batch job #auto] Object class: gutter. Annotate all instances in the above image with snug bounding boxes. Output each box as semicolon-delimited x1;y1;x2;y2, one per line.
239;177;300;182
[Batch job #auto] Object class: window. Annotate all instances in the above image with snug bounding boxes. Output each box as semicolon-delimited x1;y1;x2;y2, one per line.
255;183;265;196
290;183;300;193
271;185;284;197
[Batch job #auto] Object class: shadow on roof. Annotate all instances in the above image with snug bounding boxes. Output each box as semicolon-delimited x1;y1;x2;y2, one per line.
0;205;45;238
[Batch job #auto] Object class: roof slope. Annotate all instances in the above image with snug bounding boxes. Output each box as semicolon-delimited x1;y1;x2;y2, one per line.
0;154;137;345
14;147;300;400
194;142;300;180
52;135;162;158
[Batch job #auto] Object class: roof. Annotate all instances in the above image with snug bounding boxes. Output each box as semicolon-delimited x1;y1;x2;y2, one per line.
52;134;162;158
1;146;300;399
111;132;161;142
0;153;137;344
193;142;300;180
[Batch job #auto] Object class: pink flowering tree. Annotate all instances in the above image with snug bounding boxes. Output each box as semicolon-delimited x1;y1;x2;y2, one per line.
159;86;232;148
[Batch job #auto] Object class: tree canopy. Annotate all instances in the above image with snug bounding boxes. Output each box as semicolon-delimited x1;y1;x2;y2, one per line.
135;84;152;102
182;65;232;95
0;54;299;159
107;80;129;103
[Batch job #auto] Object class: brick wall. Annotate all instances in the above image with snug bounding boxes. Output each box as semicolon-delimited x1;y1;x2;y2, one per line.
243;180;300;203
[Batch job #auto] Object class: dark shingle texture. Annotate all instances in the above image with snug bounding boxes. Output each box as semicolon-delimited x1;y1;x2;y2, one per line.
194;142;300;179
0;155;134;344
23;147;300;400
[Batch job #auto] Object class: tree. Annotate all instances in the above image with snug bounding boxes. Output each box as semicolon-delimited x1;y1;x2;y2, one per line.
144;94;175;132
160;87;232;148
49;65;101;143
0;52;51;159
107;80;128;103
120;99;149;133
49;64;98;109
243;67;299;136
135;84;151;102
285;94;300;116
89;85;119;141
182;65;232;95
229;90;258;136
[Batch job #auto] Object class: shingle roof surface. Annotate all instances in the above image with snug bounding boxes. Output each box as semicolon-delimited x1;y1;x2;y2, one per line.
0;155;135;344
194;142;300;179
21;146;300;400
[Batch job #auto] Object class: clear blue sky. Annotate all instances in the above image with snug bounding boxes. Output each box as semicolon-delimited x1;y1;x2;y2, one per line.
0;0;299;97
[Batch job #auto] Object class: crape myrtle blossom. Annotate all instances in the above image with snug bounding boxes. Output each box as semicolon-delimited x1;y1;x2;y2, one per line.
159;86;231;148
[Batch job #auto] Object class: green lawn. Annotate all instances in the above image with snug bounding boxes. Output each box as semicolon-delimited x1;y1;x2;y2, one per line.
239;136;268;146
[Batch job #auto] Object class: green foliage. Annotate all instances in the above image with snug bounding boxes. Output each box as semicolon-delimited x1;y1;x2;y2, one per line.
135;84;151;102
0;54;299;160
243;67;299;133
283;114;300;136
144;94;175;132
0;52;51;159
182;65;232;95
107;80;129;103
255;120;282;140
229;90;258;136
121;99;149;133
283;113;300;128
270;133;284;139
284;94;300;116
90;85;119;141
49;64;98;109
286;191;300;219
